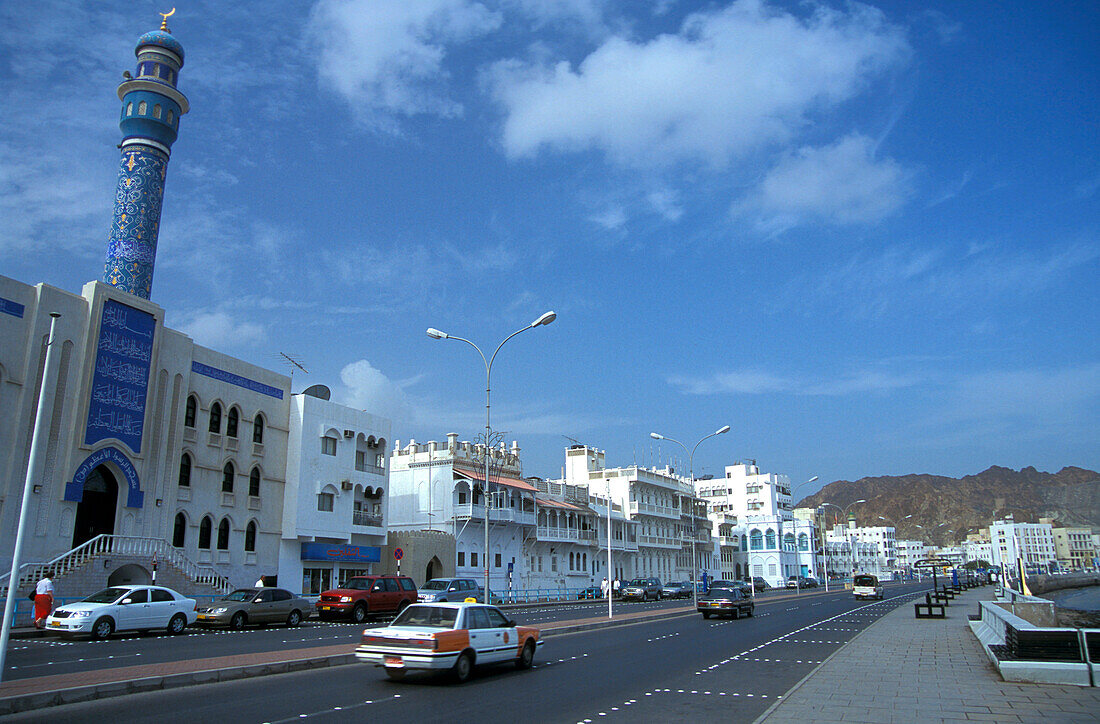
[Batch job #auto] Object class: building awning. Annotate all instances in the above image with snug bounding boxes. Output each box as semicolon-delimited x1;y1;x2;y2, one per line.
454;466;537;492
536;496;584;511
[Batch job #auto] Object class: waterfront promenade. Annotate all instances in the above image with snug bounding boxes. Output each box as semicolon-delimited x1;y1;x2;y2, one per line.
756;587;1100;723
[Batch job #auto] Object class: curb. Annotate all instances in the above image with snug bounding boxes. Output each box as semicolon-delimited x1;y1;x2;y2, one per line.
0;604;693;715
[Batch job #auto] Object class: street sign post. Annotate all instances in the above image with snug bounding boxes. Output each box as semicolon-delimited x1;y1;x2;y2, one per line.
394;547;404;576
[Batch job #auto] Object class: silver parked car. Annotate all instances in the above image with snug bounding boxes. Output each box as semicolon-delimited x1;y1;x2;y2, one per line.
659;581;693;599
196;587;311;629
621;578;662;601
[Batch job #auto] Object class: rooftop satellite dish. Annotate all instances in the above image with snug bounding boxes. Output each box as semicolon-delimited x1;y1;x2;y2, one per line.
302;384;331;400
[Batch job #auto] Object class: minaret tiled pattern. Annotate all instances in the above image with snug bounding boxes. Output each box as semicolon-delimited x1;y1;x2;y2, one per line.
103;18;189;299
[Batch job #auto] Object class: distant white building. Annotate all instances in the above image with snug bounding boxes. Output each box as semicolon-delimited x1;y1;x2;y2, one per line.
698;461;818;586
895;539;927;570
827;521;896;577
278;390;390;595
1052;527;1097;570
990;519;1057;572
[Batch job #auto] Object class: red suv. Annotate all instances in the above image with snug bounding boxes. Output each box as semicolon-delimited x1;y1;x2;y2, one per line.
316;575;417;623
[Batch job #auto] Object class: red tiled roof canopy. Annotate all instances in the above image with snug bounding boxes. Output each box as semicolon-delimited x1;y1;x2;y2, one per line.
454;466;537;492
536;497;583;511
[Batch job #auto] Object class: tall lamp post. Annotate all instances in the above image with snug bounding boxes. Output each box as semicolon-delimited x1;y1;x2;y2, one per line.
649;425;730;608
427;311;556;604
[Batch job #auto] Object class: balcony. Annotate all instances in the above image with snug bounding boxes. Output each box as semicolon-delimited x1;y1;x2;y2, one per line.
537;526;597;543
353;509;383;528
718;535;740;547
452;504;535;525
354;461;385;476
637;534;681;549
628;501;680;519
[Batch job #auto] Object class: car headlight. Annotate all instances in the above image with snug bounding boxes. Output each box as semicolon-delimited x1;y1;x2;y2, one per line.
69;610;93;618
211;607;229;615
339;596;352;603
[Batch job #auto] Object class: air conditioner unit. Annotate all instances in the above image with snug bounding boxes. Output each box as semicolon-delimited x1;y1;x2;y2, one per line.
341;480;353;491
343;429;355;439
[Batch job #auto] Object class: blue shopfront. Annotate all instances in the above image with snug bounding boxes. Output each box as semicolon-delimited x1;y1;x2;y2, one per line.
299;542;381;595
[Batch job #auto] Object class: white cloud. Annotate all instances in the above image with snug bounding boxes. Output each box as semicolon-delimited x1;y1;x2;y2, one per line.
339;359;415;424
647;188;683;221
670;368;917;396
590;205;627;229
735;134;912;232
308;0;502;123
176;311;265;349
489;0;909;166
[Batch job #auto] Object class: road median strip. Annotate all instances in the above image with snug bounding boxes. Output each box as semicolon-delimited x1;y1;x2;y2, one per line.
0;604;694;714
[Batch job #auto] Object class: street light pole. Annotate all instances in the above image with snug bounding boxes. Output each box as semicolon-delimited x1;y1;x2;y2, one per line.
427;311;556;604
650;425;730;609
820;499;867;581
0;313;61;684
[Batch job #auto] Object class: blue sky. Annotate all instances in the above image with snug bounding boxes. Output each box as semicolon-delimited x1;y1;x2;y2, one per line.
2;1;1097;494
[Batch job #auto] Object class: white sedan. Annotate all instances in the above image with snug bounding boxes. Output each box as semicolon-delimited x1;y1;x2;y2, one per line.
45;585;198;639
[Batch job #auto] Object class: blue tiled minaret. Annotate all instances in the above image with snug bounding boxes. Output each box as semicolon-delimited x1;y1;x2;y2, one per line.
103;11;189;299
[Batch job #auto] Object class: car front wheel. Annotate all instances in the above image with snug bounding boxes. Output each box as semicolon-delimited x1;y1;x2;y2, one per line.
91;617;114;640
352;604;368;624
167;614;187;635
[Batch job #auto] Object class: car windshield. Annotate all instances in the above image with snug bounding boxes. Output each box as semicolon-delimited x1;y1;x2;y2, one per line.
420;581;448;591
83;587;129;604
708;586;736;596
391;605;458;628
626;579;647;587
223;589;257;602
854;575;878;586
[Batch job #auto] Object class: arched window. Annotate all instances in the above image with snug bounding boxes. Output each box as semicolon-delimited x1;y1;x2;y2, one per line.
249;467;261;497
172;512;186;548
245;521;257;552
138;100;147;115
766;529;777;549
569;552;574;570
798;533;809;551
198;516;212;549
217;518;230;550
227;407;239;438
252;414;264;443
178;453;191;487
742;534;748;549
783;533;795;551
222;462;234;493
126;101;133;116
185;395;197;427
750;529;763;550
209;402;222;433
166;109;174;125
153;103;162;119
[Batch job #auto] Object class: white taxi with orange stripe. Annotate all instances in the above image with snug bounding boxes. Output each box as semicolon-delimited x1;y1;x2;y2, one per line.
355;600;543;682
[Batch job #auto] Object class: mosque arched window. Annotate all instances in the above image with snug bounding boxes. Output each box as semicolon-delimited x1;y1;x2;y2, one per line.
166;110;174;125
126;102;133;116
138;101;147;115
153;104;162;119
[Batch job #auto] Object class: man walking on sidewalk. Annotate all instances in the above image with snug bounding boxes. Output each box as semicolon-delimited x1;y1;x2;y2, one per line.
33;574;54;629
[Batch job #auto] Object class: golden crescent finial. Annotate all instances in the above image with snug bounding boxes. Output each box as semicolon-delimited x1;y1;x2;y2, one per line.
159;8;176;31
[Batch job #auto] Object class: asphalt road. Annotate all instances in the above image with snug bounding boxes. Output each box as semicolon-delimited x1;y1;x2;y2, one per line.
4;583;928;723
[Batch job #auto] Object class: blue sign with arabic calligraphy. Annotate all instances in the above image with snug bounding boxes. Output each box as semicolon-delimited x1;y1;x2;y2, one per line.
84;299;155;453
300;542;381;563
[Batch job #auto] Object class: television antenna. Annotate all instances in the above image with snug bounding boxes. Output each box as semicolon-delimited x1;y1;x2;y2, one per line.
277;352;308;377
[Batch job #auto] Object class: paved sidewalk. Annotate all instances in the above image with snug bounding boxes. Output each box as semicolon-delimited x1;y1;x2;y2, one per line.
756;588;1100;723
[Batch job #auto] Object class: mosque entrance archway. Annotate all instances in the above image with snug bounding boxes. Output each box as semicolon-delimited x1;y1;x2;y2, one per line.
72;465;118;549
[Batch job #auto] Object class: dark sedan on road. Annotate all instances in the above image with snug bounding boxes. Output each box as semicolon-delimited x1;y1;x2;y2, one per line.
196;588;311;629
697;585;755;619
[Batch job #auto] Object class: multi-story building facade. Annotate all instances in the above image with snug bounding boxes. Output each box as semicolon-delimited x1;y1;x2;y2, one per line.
387;434;538;593
698;462;817;586
278;389;390;594
560;445;708;584
990;519;1057;572
1052;526;1096;571
895;539;927;571
826;521;896;577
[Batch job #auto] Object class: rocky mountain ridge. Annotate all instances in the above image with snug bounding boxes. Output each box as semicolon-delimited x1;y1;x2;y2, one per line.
795;466;1100;547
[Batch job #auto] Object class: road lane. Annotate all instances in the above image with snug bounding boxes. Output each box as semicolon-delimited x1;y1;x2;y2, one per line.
3;583;928;723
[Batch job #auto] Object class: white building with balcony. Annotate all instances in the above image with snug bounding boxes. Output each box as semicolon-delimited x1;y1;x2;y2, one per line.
827;521;897;575
278;388;390;595
387;434;537;592
558;445;710;584
697;461;817;586
895;539;927;570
